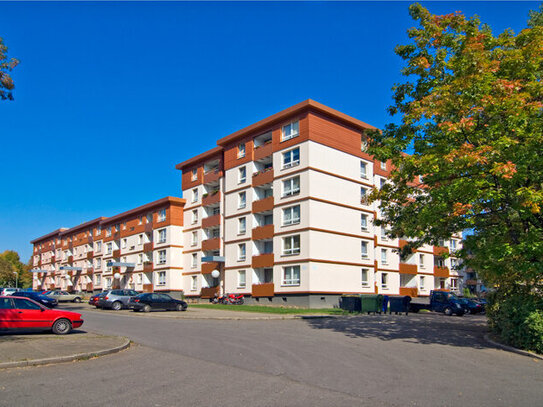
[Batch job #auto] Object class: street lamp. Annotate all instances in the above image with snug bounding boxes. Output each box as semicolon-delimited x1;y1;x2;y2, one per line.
13;272;18;289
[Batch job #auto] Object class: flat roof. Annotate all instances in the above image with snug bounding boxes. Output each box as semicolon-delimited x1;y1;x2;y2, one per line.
59;217;106;237
175;146;223;171
100;196;186;225
30;228;68;244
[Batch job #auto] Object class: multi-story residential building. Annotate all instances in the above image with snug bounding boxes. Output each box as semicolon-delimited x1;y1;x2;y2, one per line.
176;100;464;307
31;197;186;296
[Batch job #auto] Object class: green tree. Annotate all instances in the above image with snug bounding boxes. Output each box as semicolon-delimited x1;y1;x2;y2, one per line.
0;251;32;288
0;36;18;100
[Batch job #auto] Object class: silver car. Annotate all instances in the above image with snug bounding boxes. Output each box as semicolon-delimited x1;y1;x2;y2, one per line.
97;289;139;310
46;290;83;303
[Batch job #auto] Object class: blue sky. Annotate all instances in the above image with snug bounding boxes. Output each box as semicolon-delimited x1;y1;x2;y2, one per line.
0;1;538;261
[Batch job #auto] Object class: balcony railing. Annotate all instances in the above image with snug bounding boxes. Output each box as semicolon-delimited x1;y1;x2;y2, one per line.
252;169;274;187
399;287;418;297
433;246;449;256
252;253;274;268
254;141;273;161
201;237;221;252
201;262;218;274
252;224;274;240
144;222;154;233
399;263;417;275
86;283;94;291
252;282;274;297
86;252;93;259
252;196;274;213
434;266;450;278
203;169;223;184
143;263;154;273
67;256;73;263
200;286;220;299
143;283;153;293
112;249;120;258
202;214;221;229
202;191;221;206
143;242;154;252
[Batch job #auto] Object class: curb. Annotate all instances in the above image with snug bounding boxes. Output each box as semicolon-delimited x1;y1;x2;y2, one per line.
484;334;543;361
0;337;131;370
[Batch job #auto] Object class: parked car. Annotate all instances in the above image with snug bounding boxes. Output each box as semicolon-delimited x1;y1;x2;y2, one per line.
10;291;58;308
45;291;82;303
409;290;465;316
128;293;188;313
0;296;83;334
1;288;18;296
88;292;106;307
97;289;139;310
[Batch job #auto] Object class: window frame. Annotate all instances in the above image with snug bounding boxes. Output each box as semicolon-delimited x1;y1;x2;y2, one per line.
282;147;300;169
237;270;246;288
282;176;300;197
282;235;300;256
282;265;300;286
238;166;247;184
282;205;301;226
281;120;299;142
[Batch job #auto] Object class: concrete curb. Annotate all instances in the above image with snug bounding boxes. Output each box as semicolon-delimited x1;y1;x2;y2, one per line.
484;334;543;361
0;337;131;370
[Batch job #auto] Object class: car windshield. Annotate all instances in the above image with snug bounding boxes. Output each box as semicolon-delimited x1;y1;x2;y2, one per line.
446;293;459;300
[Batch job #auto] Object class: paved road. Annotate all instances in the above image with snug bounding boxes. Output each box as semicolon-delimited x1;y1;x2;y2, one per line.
0;305;541;407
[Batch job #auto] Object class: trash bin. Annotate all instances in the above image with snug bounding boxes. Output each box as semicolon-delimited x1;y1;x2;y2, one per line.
382;295;390;313
340;295;361;312
389;296;411;315
360;294;384;314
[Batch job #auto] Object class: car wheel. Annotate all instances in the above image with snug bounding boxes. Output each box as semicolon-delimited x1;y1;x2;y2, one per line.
444;307;453;316
176;304;184;311
52;318;72;335
73;297;82;303
111;301;122;311
143;304;151;313
465;308;471;315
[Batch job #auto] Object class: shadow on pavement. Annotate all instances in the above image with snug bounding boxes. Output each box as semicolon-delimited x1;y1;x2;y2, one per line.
0;329;88;338
305;313;492;349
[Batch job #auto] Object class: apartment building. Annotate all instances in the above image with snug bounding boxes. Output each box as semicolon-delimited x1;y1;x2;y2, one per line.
31;197;186;296
176;100;464;307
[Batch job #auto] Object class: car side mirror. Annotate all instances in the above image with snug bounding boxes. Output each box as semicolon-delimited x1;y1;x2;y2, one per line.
40;308;45;312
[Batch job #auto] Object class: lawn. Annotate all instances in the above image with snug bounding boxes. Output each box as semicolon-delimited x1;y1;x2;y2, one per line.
189;303;345;314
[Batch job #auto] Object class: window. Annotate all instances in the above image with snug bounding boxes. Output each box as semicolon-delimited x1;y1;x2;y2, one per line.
361;268;369;286
96;274;102;285
191;253;197;268
450;239;457;251
191;231;198;246
281;121;299;141
381;273;388;288
360;161;368;179
137;273;142;284
192;188;199;203
381;227;387;240
451;258;458;269
420;276;425;290
106;227;111;237
191;275;197;291
138;234;143;245
191;169;198;181
95;241;102;253
106;243;112;255
138;216;143;225
158;209;166;222
238;243;246;261
238;143;246;158
282;176;300;197
379;178;386;189
361;241;368;258
158;250;166;264
361;136;368;152
238;270;246;288
283;235;300;255
122;221;126;230
138;254;143;265
381;248;388;264
146;213;152;224
361;214;368;230
96;226;101;236
115;224;120;233
157;271;166;286
419;254;425;268
239;166;247;183
13;298;42;310
283;205;300;226
282;147;300;169
192;209;198;224
121;239;127;249
95;258;102;269
438;239;445;247
238;192;246;209
105;277;112;289
380;161;387;170
158;229;167;244
451;278;458;289
238;217;246;234
360;187;367;203
283;266;300;285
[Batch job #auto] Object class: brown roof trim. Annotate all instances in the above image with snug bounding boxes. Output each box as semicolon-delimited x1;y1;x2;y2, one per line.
30;228;68;244
59;217;106;237
217;99;377;146
175;146;223;171
100;196;186;225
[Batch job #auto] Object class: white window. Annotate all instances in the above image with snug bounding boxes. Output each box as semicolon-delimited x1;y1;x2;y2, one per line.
138;254;143;265
282;266;300;286
380;178;386;189
191;253;197;268
451;258;458;269
138;216;143;225
361;214;368;230
282;176;300;197
122;222;126;230
420;276;425;290
158;229;167;244
191;231;198;246
238;217;246;234
191;275;197;291
281;121;299;141
238;192;246;209
381;273;388;288
106;227;111;237
282;147;300;169
360;161;368;179
238;243;246;261
157;271;166;286
239;166;247;183
419;254;425;268
361;241;368;258
360;187;367;203
238;270;246;288
95;241;102;253
380;161;387;170
121;238;127;249
450;239;457;251
451;278;458;289
105;277;112;289
361;136;368;152
381;249;388;264
96;226;101;236
158;250;166;264
192;188;199;203
138;234;143;245
191;169;198;181
106;243;112;255
361;268;369;286
95;258;101;269
158;209;166;222
283;205;300;226
381;227;387;240
238;143;246;158
122;256;126;263
137;273;142;284
146;213;152;224
95;274;101;285
192;209;198;224
283;235;300;255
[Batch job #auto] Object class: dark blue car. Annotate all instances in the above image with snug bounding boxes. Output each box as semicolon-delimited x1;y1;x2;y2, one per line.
11;291;58;308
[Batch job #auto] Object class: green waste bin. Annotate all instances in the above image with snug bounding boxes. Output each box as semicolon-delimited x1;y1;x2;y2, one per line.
360;294;384;314
340;295;361;312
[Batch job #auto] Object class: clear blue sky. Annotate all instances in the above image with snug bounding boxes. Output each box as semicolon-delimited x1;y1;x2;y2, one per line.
0;1;538;262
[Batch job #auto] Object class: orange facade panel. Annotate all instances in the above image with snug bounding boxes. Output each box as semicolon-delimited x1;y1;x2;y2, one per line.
252;253;274;268
143;242;154;252
201;262;218;274
203;169;223;184
202;214;221;229
252;225;274;240
252;283;274;297
433;246;449;256
253;141;273;160
434;266;450;278
201;238;221;252
200;286;220;299
252;169;274;187
252;197;274;213
202;191;221;207
399;287;418;297
399;263;417;275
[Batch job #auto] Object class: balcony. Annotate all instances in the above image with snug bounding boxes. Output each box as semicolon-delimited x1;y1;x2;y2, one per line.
252;282;274;298
399;287;418;297
143;284;153;293
252;197;274;213
252;224;274;240
252;168;274;187
86;252;93;260
200;286;220;299
86;268;94;275
112;249;120;258
203;169;223;184
86;236;94;244
433;246;449;256
252;253;274;268
86;283;94;291
51;256;55;263
201;262;218;274
202;237;220;252
143;242;154;252
202;191;221;206
399;263;417;275
144;222;154;233
143;262;154;273
254;141;273;161
67;256;73;263
434;266;450;278
202;214;221;229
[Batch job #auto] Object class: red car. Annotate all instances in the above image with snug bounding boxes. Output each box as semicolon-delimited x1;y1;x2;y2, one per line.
0;296;84;335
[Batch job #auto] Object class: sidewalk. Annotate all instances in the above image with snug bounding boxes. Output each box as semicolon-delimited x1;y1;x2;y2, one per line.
0;332;130;369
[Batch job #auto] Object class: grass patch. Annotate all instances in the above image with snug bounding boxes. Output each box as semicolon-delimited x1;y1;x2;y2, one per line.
190;303;345;315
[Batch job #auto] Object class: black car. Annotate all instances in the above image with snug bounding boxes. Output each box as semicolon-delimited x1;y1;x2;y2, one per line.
458;298;484;314
10;291;58;308
128;293;188;312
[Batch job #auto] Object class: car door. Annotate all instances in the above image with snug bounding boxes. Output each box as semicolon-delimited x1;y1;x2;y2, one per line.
149;294;165;310
11;298;51;328
0;297;17;328
158;294;175;310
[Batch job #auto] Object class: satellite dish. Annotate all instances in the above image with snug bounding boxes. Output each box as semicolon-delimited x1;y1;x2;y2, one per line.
211;269;220;279
114;273;121;280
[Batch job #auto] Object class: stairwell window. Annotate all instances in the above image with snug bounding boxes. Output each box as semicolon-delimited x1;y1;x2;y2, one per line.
121;239;127;249
238;217;247;234
381;273;388;289
191;275;197;291
238;191;246;209
361;136;368;152
360;187;368;203
192;188;198;203
158;209;166;222
419;254;425;268
282;147;300;169
361;268;369;286
192;209;198;224
138;254;143;265
238;143;246;158
191;169;198;181
419;276;425;290
282;176;300;197
361;214;368;231
361;241;368;258
106;227;111;237
239;166;247;184
283;205;300;226
381;249;388;265
191;253;197;268
158;229;167;244
283;235;300;255
238;270;246;288
191;231;198;246
138;234;143;246
95;241;102;253
238;243;246;261
137;273;143;284
282;266;300;286
282;120;299;141
360;161;368;179
157;271;166;286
